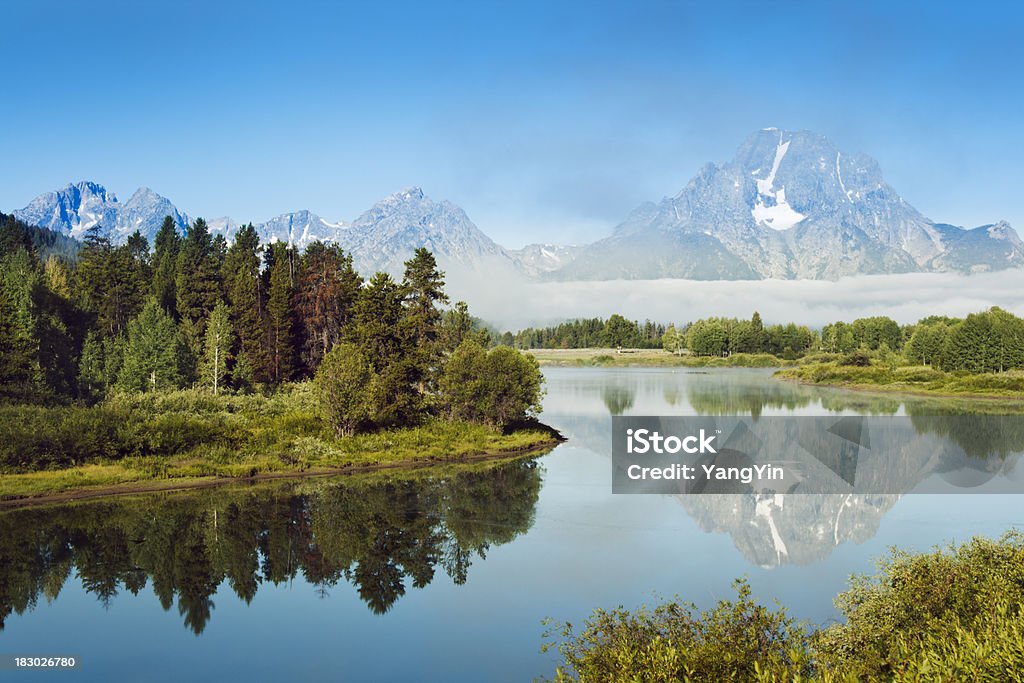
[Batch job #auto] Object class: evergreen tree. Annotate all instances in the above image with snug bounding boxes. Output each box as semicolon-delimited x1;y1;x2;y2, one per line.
347;272;420;426
118;298;189;392
402;248;448;344
175;218;222;356
0;248;42;390
200;301;235;394
264;241;297;383
152;216;181;315
295;241;362;373
223;224;267;383
441;301;475;352
603;314;640;348
401;248;448;388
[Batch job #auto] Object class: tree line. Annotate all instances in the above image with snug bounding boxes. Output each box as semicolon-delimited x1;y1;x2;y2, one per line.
0;215;543;432
506;305;1024;374
510;314;666;349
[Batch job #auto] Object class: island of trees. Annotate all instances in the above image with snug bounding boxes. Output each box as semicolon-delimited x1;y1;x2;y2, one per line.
0;213;552;499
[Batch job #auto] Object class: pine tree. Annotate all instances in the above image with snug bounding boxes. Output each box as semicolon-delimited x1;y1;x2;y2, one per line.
152;216;181;315
347;271;421;426
223;224;267;382
175;218;222;356
200;301;234;394
264;241;296;384
0;248;42;389
295;241;362;374
441;301;474;352
107;232;150;336
118;298;188;392
401;248;448;389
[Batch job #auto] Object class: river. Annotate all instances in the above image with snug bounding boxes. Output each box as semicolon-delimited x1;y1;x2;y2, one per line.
2;368;1022;681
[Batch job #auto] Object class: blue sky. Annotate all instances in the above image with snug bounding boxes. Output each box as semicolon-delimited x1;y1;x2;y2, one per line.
2;0;1022;247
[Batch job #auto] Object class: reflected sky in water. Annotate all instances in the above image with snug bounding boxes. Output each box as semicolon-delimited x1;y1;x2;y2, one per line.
2;367;1022;682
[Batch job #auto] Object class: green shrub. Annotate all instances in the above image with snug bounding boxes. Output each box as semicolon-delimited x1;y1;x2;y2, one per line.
840;350;873;367
546;533;1024;682
543;579;813;682
814;532;1024;678
440;341;545;430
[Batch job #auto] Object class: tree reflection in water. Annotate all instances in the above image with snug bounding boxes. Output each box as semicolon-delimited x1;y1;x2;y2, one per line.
0;457;543;633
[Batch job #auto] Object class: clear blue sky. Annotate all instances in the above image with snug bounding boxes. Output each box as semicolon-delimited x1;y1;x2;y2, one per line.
2;0;1021;247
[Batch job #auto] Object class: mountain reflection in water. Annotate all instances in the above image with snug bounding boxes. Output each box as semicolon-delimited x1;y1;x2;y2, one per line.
542;368;1024;568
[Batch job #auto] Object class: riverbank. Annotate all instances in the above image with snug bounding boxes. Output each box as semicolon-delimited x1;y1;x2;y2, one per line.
527;348;789;368
0;384;561;503
776;362;1024;400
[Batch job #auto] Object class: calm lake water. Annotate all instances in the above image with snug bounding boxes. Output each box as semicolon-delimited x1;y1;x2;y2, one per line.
3;368;1023;681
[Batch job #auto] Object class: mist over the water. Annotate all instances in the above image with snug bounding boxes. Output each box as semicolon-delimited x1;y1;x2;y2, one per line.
458;269;1024;330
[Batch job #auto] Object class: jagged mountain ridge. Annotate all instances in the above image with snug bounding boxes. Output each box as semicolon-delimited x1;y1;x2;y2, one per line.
11;129;1023;281
14;182;193;243
555;129;1024;280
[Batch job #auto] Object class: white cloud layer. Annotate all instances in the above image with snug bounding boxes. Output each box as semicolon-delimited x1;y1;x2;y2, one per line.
461;270;1024;331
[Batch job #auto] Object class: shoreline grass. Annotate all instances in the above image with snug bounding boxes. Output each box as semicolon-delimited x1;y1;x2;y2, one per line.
527;348;790;368
776;362;1024;400
0;383;561;502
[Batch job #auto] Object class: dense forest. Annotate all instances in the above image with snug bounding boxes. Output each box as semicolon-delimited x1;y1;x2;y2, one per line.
0;214;541;437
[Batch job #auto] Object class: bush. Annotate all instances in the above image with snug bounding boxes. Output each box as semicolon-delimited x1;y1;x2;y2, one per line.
313;343;372;436
814;532;1024;678
546;533;1024;682
840;350;873;367
543;579;813;682
440;341;545;430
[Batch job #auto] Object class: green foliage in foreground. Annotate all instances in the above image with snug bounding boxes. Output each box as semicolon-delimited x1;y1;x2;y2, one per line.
0;383;558;499
544;533;1024;682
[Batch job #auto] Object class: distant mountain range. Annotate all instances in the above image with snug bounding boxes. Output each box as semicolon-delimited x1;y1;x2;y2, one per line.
11;129;1023;281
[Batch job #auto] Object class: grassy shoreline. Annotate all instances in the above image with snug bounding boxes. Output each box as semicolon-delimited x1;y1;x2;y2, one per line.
0;384;561;503
528;348;790;368
776;362;1024;400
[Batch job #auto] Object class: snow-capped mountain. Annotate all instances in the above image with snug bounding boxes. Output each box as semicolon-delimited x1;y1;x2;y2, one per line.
554;129;1024;280
336;187;519;277
507;243;581;276
13;181;191;242
13;131;1022;283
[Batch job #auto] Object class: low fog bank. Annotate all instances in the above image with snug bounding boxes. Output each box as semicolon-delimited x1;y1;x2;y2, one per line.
451;269;1024;331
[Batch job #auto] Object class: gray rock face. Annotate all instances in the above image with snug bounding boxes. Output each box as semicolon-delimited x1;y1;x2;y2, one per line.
14;181;191;242
555;129;1023;280
338;186;518;277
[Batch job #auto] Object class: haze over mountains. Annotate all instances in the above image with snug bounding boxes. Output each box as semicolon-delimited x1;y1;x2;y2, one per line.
12;129;1022;282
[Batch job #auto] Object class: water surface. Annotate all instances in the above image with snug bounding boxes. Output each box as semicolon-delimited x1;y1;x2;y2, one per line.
2;368;1022;681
